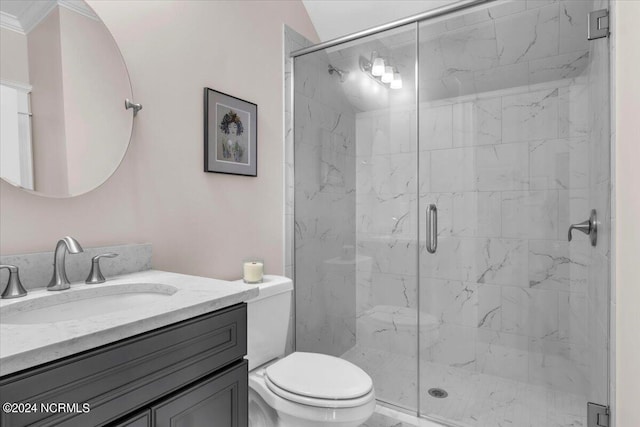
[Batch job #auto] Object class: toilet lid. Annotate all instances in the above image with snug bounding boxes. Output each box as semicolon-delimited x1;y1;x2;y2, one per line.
265;352;373;400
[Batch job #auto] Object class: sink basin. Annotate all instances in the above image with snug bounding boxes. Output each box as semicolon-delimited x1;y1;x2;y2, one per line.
1;283;178;325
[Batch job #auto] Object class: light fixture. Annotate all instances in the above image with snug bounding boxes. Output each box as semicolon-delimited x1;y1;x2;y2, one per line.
390;70;402;89
371;55;385;76
359;53;402;90
381;66;394;83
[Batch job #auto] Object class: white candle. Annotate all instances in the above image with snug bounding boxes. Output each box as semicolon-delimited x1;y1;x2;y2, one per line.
243;261;264;283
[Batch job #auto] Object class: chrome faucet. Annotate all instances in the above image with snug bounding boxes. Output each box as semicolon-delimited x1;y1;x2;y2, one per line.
0;265;28;299
85;253;118;284
47;236;83;291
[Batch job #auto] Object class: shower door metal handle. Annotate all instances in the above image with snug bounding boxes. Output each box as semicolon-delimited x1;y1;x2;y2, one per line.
568;209;597;247
426;204;437;254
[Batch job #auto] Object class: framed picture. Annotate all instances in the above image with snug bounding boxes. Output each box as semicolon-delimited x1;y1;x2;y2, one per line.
204;88;257;176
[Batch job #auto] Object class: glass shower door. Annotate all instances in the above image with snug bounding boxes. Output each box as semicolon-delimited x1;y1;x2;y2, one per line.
417;1;611;426
293;24;420;411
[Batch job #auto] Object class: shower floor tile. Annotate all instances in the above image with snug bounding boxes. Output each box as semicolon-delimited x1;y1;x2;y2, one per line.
361;404;441;427
345;345;587;427
362;412;407;427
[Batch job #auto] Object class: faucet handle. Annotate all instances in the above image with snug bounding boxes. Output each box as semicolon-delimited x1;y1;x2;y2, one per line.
85;253;119;284
93;253;118;261
0;264;28;299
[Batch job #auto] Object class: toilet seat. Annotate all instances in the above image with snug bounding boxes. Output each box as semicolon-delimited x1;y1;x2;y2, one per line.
249;370;376;427
264;375;375;409
263;352;375;409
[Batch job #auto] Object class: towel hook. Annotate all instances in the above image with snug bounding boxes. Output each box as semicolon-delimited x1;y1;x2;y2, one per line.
125;99;143;117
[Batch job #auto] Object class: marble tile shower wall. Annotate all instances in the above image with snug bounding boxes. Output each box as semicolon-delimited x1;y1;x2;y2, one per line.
418;0;593;101
355;75;592;394
284;26;313;356
293;50;359;356
287;0;609;406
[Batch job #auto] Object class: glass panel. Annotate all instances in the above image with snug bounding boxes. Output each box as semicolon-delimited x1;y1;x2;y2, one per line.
294;24;418;410
417;1;610;426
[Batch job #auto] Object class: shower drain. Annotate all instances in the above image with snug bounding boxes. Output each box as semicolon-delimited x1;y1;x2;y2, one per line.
428;388;448;398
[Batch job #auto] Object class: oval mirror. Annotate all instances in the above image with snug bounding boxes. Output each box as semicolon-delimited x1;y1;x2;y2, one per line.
0;0;134;198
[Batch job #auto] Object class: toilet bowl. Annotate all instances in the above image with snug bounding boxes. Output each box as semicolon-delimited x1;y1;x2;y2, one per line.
248;353;376;427
244;276;376;427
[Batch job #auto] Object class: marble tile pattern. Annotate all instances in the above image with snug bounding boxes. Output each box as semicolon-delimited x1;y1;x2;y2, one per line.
0;243;152;291
284;26;314;355
288;0;611;424
284;25;313;275
361;413;408;427
360;405;431;427
355;79;596;398
0;270;259;376
346;345;587;427
417;0;593;102
292;32;359;357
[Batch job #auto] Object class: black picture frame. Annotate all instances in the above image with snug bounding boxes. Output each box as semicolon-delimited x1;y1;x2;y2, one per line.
204;88;257;176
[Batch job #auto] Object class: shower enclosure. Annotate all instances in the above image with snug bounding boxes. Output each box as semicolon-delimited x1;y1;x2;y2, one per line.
291;0;611;425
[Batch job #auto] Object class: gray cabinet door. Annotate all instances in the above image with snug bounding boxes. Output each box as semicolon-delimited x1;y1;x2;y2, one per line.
0;304;246;427
152;361;248;427
113;410;151;427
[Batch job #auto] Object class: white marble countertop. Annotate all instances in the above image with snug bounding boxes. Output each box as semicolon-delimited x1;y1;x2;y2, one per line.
0;270;259;376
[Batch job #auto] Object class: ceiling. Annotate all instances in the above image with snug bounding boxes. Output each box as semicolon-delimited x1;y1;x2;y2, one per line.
301;0;458;42
0;0;98;34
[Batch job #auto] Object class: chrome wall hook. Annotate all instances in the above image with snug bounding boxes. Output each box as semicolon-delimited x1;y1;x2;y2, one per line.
125;99;143;116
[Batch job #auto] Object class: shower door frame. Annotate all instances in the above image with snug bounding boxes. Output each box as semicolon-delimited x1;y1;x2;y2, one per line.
288;0;614;423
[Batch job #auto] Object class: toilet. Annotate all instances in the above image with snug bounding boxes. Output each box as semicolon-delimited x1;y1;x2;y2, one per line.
244;275;376;427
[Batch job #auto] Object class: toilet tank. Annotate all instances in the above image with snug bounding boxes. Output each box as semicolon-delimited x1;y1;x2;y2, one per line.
244;275;293;370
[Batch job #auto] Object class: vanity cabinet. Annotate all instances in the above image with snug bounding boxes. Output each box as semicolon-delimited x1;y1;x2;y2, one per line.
113;410;151;427
0;304;248;427
152;361;247;427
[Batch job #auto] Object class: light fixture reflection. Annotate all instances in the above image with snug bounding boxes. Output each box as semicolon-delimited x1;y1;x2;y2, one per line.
390;71;402;89
381;66;394;83
359;53;402;90
371;57;385;76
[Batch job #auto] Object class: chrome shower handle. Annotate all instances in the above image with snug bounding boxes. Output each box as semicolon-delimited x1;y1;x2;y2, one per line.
426;204;438;254
568;221;590;240
568;209;597;247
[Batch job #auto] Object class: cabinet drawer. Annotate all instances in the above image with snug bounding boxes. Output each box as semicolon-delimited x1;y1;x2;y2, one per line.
152;360;248;427
0;303;246;427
